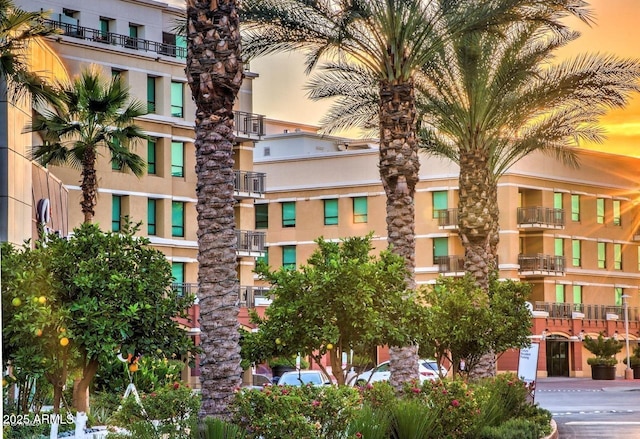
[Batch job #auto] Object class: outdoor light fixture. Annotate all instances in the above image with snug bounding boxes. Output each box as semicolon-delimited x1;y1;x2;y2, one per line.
622;294;633;380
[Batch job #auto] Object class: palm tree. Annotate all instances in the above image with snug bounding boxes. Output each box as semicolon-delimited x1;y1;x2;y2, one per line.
241;0;594;388
0;0;59;106
184;0;244;419
30;67;147;223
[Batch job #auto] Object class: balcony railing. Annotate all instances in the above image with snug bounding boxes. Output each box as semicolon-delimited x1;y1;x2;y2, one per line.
172;282;198;297
234;170;266;197
234;111;265;138
239;286;271;308
436;208;459;229
518;254;565;275
534;301;639;322
236;230;266;254
633;229;640;242
435;255;465;273
44;18;186;59
517;207;565;229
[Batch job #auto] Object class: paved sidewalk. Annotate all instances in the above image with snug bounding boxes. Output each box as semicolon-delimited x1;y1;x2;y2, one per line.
537;376;640;392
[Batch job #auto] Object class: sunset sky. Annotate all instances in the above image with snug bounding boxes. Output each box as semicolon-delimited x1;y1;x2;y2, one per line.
248;0;640;157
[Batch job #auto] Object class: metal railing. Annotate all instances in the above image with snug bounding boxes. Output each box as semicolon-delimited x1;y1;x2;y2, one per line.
234;170;266;196
172;282;198;297
517;207;565;228
44;18;186;59
518;254;565;274
234;111;265;137
534;301;639;322
239;286;271;308
435;255;465;273
436;208;459;228
236;230;266;253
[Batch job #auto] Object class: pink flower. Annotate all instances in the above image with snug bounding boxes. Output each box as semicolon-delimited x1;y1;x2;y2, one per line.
356;433;363;439
173;382;180;389
411;387;420;394
451;399;460;407
442;389;448;395
312;400;321;407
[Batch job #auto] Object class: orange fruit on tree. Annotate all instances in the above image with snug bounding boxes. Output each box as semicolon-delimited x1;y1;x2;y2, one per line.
35;329;43;337
38;296;47;304
59;337;69;347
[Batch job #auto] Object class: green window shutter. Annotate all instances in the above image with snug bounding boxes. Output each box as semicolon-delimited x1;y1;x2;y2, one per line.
353;197;367;223
614;243;622;270
172;201;184;237
571;195;580;221
171;81;183;117
597;242;606;268
614;287;623;306
613;200;621;226
324;199;338;225
147;76;156;113
554;238;564;257
282;246;296;270
572;240;581;267
553;192;563;210
255;204;269;229
147;199;157;235
100;18;109;35
432;191;447;218
433;237;448;258
555;284;565;303
147;139;156;174
129;25;138;38
171;142;184;177
112;195;121;232
573;285;582;304
596;198;604;224
282;202;296;227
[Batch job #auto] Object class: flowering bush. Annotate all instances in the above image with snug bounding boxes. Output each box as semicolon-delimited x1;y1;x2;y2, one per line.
356;380;396;409
231;384;361;439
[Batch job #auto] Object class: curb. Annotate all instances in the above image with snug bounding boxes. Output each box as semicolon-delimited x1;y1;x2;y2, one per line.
542;419;558;439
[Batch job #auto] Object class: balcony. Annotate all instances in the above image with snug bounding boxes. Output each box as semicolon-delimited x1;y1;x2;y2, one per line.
518;254;565;276
534;302;639;322
436;208;458;230
517;207;564;229
236;230;266;257
234;111;265;140
44;18;186;59
239;286;272;308
234;170;266;199
435;255;465;274
172;282;198;297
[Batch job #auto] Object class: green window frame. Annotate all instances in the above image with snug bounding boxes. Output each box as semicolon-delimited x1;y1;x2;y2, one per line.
433;237;448;260
614;243;622;270
112;195;121;232
324;199;338;225
147;198;157;235
282;246;296;270
172;201;184;237
597;242;606;269
147;76;156;113
572;239;581;267
353;197;368;223
99;18;109;37
571;195;580;221
573;285;582;304
596;198;605;224
171;81;183;117
171;142;184;177
615;287;623;306
553;192;563;210
147;139;156;175
554;238;564;256
282;202;296;227
255;204;268;229
555;284;565;303
432;191;448;218
171;262;185;296
613;200;621;226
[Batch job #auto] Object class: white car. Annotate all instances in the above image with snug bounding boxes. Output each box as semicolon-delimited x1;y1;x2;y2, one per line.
354;359;446;386
277;370;332;386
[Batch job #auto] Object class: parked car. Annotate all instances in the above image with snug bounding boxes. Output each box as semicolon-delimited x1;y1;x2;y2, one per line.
277;370;332;386
354;359;446;386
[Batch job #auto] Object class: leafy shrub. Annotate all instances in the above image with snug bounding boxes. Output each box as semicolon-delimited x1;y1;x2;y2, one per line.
345;403;391;439
473;373;532;430
198;417;247;439
356;380;397;409
476;417;547;439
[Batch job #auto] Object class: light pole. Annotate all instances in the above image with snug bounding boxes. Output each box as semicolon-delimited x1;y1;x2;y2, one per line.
622;294;633;380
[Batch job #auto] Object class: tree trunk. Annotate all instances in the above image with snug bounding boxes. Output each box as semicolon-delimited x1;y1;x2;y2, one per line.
186;0;244;420
378;79;420;390
72;358;99;413
80;147;97;223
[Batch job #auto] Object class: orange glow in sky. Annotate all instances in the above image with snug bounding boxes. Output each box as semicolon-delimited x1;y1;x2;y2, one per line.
252;0;640;157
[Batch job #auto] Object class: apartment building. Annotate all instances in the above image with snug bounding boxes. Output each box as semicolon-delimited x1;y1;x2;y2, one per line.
252;129;640;378
13;0;267;384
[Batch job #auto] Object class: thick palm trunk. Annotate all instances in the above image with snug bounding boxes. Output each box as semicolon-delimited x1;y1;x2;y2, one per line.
186;0;243;419
458;149;499;378
80;148;97;223
378;80;420;389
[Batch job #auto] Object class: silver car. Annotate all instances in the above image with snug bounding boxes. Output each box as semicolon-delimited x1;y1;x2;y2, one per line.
277;370;332;386
354;359;446;386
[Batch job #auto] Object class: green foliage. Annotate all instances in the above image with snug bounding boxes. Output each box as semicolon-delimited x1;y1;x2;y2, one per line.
476;417;547;439
245;234;423;384
198;417;247;439
584;333;623;366
418;274;532;377
344;403;391;439
356;380;398;409
231;384;361;439
94;356;186;395
623;345;640;366
472;373;532;430
391;398;439;439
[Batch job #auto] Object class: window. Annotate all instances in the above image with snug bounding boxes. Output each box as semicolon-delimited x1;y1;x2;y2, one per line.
172;262;185;296
572;239;581;267
257;248;268;266
147;139;156;175
111;69;123;81
176;35;187;60
324;199;338;225
282;246;296;270
614;243;622;270
615;287;623;306
172;201;184;237
162;32;186;58
126;24;139;49
554;238;564;256
433;237;448;260
597;242;606;269
553;192;563;210
282;202;296;227
255;204;268;229
147;76;156;113
112;195;122;232
171;142;184;177
353;197;368;223
555;284;565;303
571;194;580;221
432;191;447;218
148;199;157;235
573;285;582;304
99;18;110;39
171;81;183;117
613;200;621;226
596;198;605;224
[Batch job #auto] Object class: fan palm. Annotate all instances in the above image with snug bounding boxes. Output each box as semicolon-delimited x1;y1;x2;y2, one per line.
185;0;244;419
0;0;59;106
242;0;594;388
30;68;147;223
